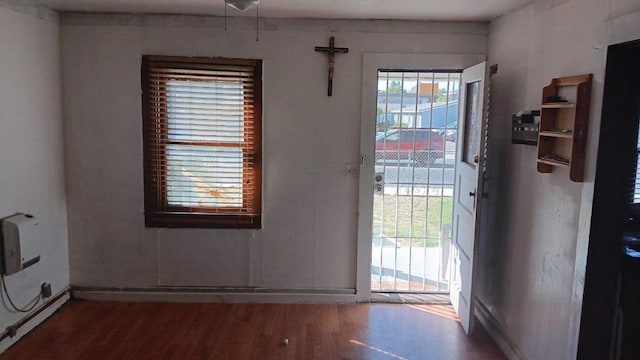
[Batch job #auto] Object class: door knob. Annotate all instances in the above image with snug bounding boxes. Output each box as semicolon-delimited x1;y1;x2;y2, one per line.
469;191;476;197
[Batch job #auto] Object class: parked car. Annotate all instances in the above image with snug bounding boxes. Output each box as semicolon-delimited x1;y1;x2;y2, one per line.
375;128;445;167
438;127;457;142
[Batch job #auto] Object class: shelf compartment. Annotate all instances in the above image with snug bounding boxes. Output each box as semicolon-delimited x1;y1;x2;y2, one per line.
539;107;576;132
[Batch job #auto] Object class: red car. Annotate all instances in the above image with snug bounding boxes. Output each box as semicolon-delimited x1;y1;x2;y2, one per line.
375;129;445;167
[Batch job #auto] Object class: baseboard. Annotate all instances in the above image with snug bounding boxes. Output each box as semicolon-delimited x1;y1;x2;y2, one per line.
72;286;358;304
0;290;70;353
475;299;528;360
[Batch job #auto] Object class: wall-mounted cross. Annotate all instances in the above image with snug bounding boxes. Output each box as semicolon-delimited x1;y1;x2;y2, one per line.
315;36;349;96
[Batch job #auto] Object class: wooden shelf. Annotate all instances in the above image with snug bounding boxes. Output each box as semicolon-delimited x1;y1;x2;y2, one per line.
539;131;573;138
541;102;576;109
536;74;592;182
537;158;570;168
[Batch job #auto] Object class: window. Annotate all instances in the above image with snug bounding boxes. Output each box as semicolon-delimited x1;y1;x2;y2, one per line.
142;55;262;228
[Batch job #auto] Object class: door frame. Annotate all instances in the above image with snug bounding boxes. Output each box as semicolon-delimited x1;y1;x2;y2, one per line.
576;39;640;359
568;19;640;358
356;53;486;302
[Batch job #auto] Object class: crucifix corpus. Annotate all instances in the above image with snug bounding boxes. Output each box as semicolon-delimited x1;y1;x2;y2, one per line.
315;36;349;96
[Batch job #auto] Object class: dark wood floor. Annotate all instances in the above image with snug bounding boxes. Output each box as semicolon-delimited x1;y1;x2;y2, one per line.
2;300;505;359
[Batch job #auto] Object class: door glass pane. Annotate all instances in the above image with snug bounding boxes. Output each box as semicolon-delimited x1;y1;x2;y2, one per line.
462;81;481;166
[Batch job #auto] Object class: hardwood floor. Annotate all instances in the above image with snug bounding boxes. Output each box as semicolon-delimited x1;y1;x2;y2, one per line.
2;300;505;360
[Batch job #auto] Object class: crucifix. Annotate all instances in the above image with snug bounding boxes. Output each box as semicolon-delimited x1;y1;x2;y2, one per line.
315;36;349;96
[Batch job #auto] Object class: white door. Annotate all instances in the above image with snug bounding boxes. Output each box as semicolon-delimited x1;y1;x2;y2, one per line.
450;62;487;334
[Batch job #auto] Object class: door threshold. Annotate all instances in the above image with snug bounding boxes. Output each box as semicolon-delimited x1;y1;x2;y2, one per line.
370;292;450;305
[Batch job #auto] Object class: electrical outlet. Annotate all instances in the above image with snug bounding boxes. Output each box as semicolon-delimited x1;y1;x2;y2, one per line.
41;283;52;299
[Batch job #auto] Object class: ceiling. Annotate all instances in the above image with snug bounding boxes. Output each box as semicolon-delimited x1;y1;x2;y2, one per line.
38;0;534;22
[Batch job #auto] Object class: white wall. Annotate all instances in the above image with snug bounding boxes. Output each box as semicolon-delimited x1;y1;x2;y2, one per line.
477;0;640;359
0;3;69;352
60;14;487;291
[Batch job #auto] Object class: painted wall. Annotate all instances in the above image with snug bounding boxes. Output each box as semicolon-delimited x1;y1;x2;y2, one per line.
477;0;640;359
0;3;69;352
60;14;487;290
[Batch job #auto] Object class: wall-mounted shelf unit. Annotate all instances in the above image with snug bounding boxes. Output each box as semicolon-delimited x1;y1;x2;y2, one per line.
536;74;592;182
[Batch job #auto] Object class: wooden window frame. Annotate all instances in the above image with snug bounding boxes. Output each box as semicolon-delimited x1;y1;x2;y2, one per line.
141;55;262;229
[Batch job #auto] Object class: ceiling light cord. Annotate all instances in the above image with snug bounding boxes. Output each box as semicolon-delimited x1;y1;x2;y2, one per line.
223;0;260;42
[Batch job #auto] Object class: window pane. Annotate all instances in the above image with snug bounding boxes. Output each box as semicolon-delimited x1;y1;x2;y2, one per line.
166;145;243;208
167;80;244;143
462;81;481;166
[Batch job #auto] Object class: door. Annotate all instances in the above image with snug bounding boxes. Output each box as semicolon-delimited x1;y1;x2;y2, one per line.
371;70;460;293
450;62;487;334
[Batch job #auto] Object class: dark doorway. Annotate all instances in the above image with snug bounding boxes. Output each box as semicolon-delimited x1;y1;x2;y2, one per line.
578;39;640;360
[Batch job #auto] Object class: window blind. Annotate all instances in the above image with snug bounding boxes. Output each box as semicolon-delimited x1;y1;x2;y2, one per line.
142;56;262;228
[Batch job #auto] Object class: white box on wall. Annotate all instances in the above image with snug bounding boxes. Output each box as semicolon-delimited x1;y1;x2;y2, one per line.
1;214;41;275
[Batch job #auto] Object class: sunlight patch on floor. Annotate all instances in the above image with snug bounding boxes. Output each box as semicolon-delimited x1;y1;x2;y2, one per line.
350;340;408;360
